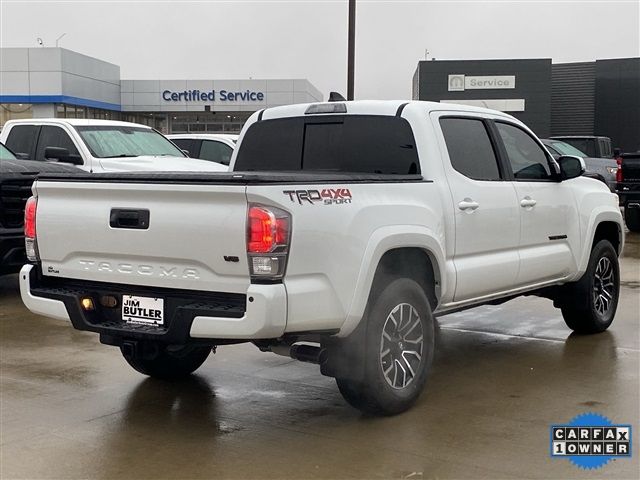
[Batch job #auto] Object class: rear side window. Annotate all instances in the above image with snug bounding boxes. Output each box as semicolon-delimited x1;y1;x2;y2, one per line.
5;125;40;159
171;138;197;157
200;140;233;165
235;115;419;174
439;117;501;181
35;126;82;163
599;139;612;158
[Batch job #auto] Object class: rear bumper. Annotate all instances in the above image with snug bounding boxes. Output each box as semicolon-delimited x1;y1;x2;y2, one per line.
616;183;640;207
0;229;25;275
19;264;287;342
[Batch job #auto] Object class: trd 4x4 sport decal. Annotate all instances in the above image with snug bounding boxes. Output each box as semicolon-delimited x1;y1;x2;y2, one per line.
283;188;352;205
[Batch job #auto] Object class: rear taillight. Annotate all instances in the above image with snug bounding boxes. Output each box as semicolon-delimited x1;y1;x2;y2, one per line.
247;204;291;281
24;196;39;261
616;159;623;183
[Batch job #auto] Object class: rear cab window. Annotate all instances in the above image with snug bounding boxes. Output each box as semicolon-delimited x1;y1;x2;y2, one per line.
234;115;419;174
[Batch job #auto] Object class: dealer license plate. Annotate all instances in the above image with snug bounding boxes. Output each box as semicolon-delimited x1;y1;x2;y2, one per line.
122;295;164;325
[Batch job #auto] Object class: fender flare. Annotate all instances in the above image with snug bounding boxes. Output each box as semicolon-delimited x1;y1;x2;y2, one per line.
572;208;624;281
338;225;447;337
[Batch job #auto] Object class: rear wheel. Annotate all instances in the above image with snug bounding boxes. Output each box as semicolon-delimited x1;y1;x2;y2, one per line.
560;240;619;333
120;343;211;379
336;278;435;416
624;207;640;232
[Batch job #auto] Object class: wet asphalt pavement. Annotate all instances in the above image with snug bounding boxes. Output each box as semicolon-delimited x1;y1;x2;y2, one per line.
1;233;638;479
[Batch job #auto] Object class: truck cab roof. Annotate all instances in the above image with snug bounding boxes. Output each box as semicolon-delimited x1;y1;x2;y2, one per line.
260;100;518;121
3;118;153;129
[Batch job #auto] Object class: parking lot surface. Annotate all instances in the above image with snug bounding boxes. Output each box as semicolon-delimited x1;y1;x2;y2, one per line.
1;232;638;479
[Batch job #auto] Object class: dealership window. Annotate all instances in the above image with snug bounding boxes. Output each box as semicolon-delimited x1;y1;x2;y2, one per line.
496;122;552;180
440;117;502;181
166;112;250;134
1;103;33;125
55;104;121;121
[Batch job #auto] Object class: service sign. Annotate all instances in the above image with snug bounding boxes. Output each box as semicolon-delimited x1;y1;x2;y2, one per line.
448;74;516;91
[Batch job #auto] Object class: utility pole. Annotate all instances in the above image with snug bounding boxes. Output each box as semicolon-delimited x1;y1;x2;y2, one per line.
347;0;356;100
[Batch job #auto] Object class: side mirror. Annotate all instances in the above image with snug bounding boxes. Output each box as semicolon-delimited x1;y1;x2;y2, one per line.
181;149;190;156
14;152;30;160
44;146;70;161
44;146;83;165
558;155;585;180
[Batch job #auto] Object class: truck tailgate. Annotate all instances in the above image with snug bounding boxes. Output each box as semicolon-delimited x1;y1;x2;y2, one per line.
621;152;640;182
34;180;250;293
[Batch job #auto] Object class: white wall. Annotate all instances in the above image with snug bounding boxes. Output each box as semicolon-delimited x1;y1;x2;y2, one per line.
0;47;121;107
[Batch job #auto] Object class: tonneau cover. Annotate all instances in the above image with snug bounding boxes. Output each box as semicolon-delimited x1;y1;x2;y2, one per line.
35;171;424;184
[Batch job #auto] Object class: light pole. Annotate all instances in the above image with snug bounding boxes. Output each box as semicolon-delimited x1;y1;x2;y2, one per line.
347;0;356;100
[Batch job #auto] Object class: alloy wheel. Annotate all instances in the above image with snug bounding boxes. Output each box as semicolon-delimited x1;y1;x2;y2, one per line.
593;257;615;317
380;303;424;389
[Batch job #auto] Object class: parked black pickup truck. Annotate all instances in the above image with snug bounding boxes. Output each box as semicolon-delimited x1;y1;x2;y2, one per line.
616;151;640;232
1;143;79;274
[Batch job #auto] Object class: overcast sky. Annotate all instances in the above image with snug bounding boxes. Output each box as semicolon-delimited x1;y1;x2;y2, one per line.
1;1;638;100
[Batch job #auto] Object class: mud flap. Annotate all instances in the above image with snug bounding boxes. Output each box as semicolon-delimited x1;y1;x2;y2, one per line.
320;317;367;382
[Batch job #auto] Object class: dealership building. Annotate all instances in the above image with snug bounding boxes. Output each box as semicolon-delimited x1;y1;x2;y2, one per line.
0;47;323;133
413;57;640;152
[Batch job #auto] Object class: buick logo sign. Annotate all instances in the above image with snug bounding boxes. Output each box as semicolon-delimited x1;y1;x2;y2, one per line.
448;74;465;91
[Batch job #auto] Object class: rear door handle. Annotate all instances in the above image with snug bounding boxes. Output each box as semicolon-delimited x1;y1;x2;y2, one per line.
458;198;479;211
520;197;537;208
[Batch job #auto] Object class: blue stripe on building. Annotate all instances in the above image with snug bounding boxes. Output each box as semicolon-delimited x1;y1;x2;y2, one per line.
0;95;121;111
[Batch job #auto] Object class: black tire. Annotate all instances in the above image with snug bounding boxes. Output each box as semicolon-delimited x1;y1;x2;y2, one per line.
120;343;211;379
624;207;640;232
560;240;620;334
336;278;435;416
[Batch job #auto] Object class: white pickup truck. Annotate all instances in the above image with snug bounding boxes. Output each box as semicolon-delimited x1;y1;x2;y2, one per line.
0;119;227;172
19;101;623;415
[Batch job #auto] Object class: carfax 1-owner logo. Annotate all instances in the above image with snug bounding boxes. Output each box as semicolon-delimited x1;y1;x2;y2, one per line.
551;413;632;470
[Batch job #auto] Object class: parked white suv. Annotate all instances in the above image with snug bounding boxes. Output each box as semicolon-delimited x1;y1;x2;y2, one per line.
1;119;227;172
19;101;623;415
168;134;237;166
